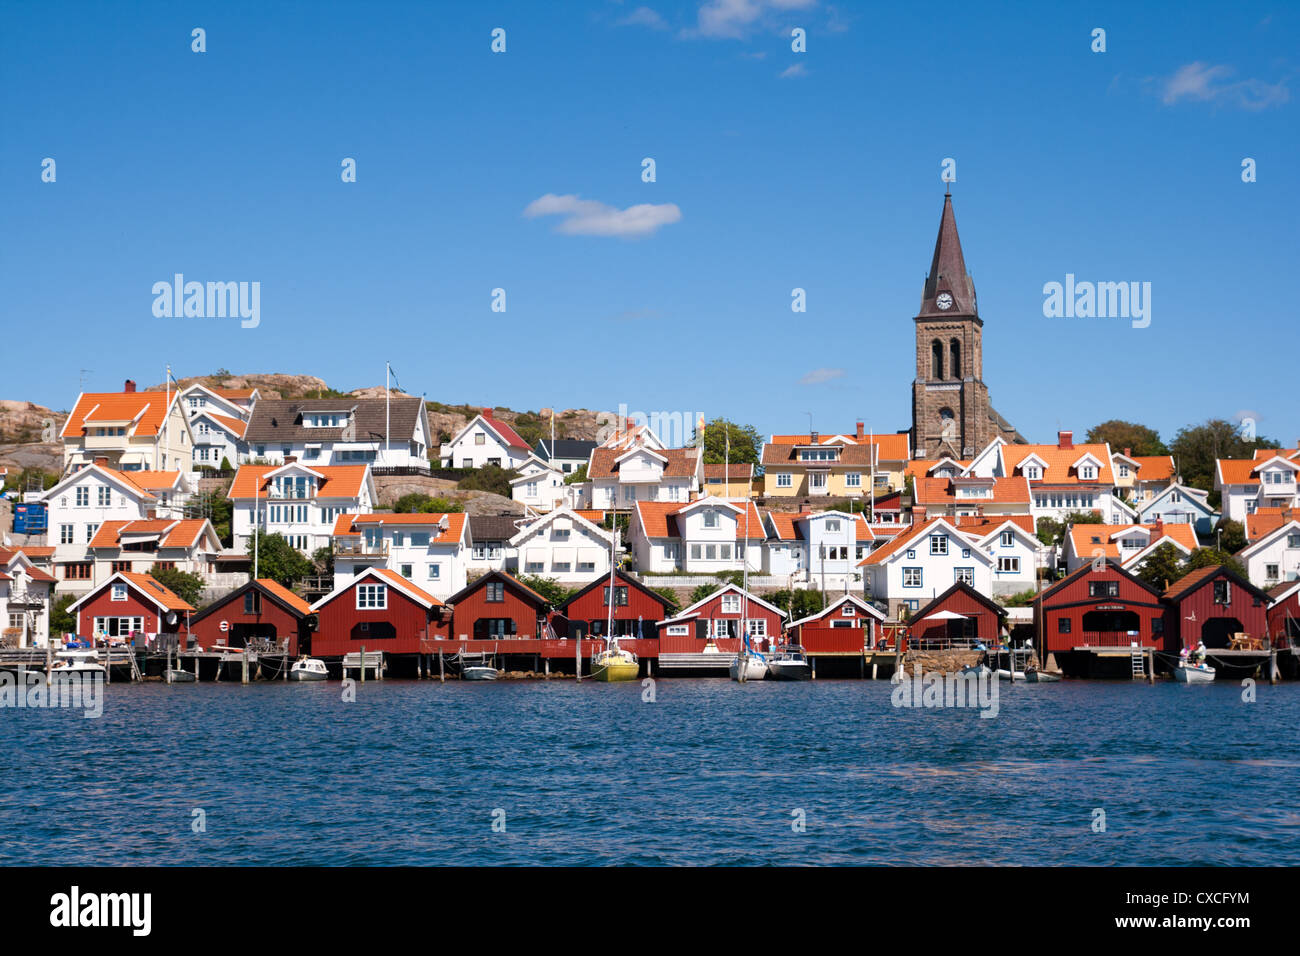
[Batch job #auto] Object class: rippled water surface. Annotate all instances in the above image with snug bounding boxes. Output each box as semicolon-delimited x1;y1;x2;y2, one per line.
3;678;1298;865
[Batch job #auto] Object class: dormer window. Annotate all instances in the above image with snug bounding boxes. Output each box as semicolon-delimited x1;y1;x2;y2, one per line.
1119;464;1129;478
999;531;1013;547
825;519;841;532
1080;465;1095;480
703;511;719;529
1025;465;1040;480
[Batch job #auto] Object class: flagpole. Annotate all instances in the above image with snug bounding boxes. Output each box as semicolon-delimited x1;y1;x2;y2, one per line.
869;424;875;524
385;363;391;464
162;365;169;471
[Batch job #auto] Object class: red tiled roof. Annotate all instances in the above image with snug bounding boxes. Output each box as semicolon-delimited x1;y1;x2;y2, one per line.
206;412;248;438
350;512;467;542
1069;523;1197;560
1246;508;1299;542
89;519;213;550
480;412;530;451
1161;565;1222;600
635;499;764;540
703;463;753;480
1130;456;1175;482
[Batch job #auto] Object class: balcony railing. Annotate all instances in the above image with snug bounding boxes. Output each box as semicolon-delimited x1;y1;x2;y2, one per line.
1075;630;1155;648
333;539;388;557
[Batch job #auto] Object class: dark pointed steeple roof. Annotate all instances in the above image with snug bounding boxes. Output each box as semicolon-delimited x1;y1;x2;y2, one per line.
918;189;978;319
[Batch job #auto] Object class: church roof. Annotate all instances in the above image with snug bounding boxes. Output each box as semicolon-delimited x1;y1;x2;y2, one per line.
918;190;977;318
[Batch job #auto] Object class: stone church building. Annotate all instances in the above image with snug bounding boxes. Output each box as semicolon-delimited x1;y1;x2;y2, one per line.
910;190;1024;459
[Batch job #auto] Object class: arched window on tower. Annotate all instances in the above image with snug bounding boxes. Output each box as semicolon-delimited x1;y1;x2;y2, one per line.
931;340;944;380
939;407;956;440
950;338;962;379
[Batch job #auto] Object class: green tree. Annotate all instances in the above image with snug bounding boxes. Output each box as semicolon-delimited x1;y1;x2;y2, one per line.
1185;547;1246;580
50;594;77;637
149;566;205;607
1214;519;1246;555
763;588;824;620
1169;418;1281;496
689;582;720;605
515;574;574;607
1135;543;1188;592
695;418;762;466
650;586;680;615
392;492;463;513
1085;420;1168;457
457;464;517;498
195;489;234;546
564;464;588;485
1036;516;1065;547
249;533;313;587
1001;588;1039;608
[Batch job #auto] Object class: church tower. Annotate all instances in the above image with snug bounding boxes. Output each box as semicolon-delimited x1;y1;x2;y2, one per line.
910;190;1020;459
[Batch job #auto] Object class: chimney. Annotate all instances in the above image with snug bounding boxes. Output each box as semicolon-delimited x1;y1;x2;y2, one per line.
1058;430;1073;450
856;422;865;440
124;379;136;393
93;457;108;468
1123;447;1131;458
810;430;820;445
1154;517;1164;534
481;407;492;419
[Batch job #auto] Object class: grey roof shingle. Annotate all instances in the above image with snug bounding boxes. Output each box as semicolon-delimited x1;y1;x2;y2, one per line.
244;397;426;445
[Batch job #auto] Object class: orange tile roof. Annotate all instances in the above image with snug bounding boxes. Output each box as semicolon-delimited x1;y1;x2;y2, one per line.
1068;522;1197;560
214;388;257;400
89;519;213;550
350;512;467;542
954;514;1037;537
904;458;971;480
914;475;1031;506
256;578;313;616
117;470;182;494
1246;508;1299;542
858;518;942;566
1002;442;1115;485
765;511;800;541
1130;456;1175;482
228;464;369;500
1216;459;1258;484
119;571;195;612
60;391;174;439
703;463;753;480
369;568;444;606
206;413;248;438
1161;565;1221;600
769;432;910;461
1253;447;1300;461
573;510;606;524
635;499;763;540
855;515;875;542
333;513;360;536
0;546;56;560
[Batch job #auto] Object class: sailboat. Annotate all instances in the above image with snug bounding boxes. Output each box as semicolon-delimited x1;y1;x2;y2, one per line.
729;456;768;682
590;527;639;682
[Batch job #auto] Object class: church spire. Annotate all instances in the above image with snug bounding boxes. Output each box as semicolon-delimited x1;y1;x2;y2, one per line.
919;190;977;317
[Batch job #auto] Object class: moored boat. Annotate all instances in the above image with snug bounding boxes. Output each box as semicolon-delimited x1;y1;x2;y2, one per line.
49;649;106;676
765;644;810;681
1172;661;1215;683
590;642;639;682
289;656;329;681
164;667;197;683
729;650;769;681
1024;668;1061;682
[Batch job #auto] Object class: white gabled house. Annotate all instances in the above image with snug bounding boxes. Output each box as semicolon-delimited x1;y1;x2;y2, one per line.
332;511;470;600
509;508;616;584
1134;483;1217;536
244;397;432;470
509;457;567;513
440;409;533;470
761;510;874;590
586;445;701;510
229;461;375;556
1237;520;1300;590
1063;522;1199;574
859;517;999;618
1;550;56;647
1216;453;1300;523
630;497;764;574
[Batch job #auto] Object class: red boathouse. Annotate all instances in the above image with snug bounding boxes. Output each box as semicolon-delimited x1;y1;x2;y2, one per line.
1034;561;1167;661
558;569;673;641
447;570;551;641
189;578;317;655
1162;565;1270;650
907;582;1006;649
787;593;885;653
656;583;786;653
68;571;194;647
311;567;449;656
1266;580;1300;648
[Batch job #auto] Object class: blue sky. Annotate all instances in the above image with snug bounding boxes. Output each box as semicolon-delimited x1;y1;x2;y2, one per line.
2;1;1296;448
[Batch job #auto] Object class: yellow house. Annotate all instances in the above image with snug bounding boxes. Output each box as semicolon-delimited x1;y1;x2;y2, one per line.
701;462;754;498
60;379;195;475
762;427;910;498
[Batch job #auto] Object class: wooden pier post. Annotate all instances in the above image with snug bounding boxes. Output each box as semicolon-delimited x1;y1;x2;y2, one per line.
241;646;249;684
1270;650;1280;685
360;645;366;683
575;636;582;682
194;653;200;681
105;646;111;684
811;656;817;680
1147;649;1155;684
544;658;550;677
45;642;52;686
439;650;445;682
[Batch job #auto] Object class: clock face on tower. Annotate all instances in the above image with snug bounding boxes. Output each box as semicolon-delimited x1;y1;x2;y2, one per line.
936;292;954;311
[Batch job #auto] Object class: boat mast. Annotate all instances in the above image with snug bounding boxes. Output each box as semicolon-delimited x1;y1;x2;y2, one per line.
605;517;618;650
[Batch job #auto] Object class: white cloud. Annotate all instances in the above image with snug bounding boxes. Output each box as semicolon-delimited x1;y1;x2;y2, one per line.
617;6;668;29
778;63;807;78
799;367;844;385
1160;61;1289;111
692;0;818;40
523;194;682;238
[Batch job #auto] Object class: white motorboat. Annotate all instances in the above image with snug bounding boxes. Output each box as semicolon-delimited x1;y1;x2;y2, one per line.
766;644;811;681
1173;661;1215;683
995;668;1026;681
164;667;196;683
289;656;329;681
462;664;499;681
49;649;106;676
960;663;991;677
1024;668;1061;682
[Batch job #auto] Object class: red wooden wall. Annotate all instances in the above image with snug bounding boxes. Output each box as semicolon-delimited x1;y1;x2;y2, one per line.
450;576;547;642
560;573;670;640
190;587;308;655
1036;567;1165;654
75;588;189;644
1164;574;1268;649
907;587;1002;647
314;581;440;655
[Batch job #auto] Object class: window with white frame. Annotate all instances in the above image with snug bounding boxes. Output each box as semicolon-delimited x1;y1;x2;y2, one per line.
776;473;792;488
930;535;947;555
75;487;89;507
845;473;861;488
666;624;689;636
720;594;741;613
356;583;387;609
955;567;974;586
997;556;1020;573
111;583;127;602
903;567;922;588
746;619;766;637
999;531;1014;547
703;510;719;528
